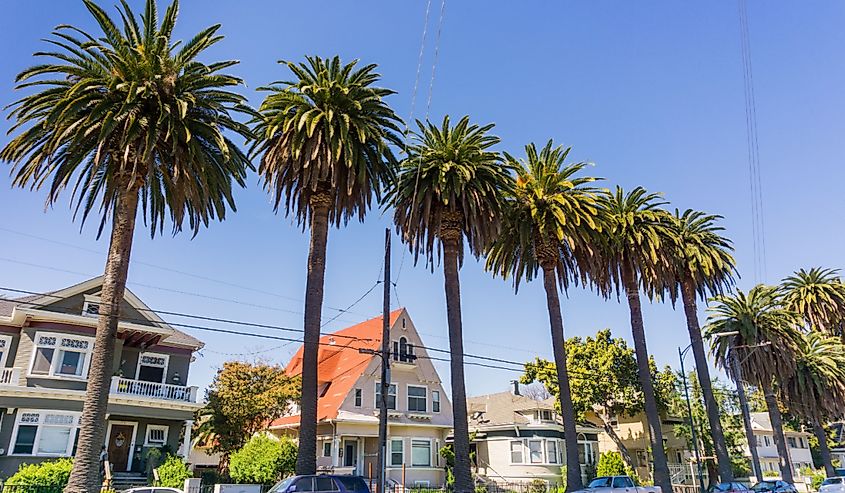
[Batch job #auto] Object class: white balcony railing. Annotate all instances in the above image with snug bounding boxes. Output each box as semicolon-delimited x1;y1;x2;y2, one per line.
669;463;693;484
110;376;198;403
0;368;21;386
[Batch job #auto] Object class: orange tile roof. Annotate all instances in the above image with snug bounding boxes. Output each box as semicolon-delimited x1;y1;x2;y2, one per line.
270;308;404;428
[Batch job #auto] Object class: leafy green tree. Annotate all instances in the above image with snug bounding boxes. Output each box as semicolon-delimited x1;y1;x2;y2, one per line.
388;115;511;493
6;458;73;487
595;452;638;480
201;361;300;472
591;187;674;493
0;1;251;490
777;332;845;477
230;435;297;484
155;455;191;489
522;330;673;470
706;285;803;483
666;209;737;482
251;56;401;475
485;141;601;491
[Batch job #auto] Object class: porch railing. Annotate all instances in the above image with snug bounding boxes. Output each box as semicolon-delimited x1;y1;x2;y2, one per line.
0;368;21;386
110;376;198;402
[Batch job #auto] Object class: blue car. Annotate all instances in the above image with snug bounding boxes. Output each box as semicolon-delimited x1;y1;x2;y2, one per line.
269;475;372;493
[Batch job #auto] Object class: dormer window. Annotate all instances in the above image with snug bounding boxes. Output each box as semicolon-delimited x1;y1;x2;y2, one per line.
393;337;415;363
534;410;554;422
82;295;102;318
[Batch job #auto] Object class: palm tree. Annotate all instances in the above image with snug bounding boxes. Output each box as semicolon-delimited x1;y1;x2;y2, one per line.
251;56;402;474
781;267;845;338
0;1;251;491
777;332;845;477
486;141;601;491
666;210;737;482
593;187;674;493
388;116;510;493
705;286;803;483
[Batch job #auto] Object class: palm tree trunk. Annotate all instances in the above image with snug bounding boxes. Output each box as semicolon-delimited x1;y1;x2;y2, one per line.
762;382;794;483
730;352;763;481
296;193;331;476
442;236;473;493
680;278;733;482
542;266;583;491
598;412;637;470
813;421;835;478
620;260;672;493
65;184;139;493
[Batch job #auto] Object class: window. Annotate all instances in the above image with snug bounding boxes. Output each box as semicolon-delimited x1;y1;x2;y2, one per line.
408;386;427;413
375;383;397;410
137;352;169;383
756;436;762;447
390;439;404;466
411;440;431;467
432;391;441;413
787;437;797;448
764;436;771;447
536;410;553;422
82;296;101;318
393;337;415;363
145;425;169;447
613;477;634;489
323;442;332;457
354;388;362;407
546;441;558;464
0;335;11;367
11;410;80;456
29;332;94;379
510;441;523;463
579;440;596;465
528;440;543;463
315;477;338;491
294;478;314;492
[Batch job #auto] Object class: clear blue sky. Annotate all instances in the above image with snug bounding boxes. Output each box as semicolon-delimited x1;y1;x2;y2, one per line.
1;1;844;398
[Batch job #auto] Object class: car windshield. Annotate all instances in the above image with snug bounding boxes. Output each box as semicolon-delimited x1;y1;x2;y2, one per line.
588;478;612;488
823;479;844;486
268;477;295;493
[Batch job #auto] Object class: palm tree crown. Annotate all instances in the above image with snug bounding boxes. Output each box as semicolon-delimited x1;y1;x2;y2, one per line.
1;0;252;235
705;285;802;386
485;140;601;289
666;209;736;299
251;56;403;226
780;267;845;336
779;331;845;423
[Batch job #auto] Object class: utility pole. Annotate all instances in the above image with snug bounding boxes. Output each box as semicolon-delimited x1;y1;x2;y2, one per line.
679;345;706;493
376;228;391;493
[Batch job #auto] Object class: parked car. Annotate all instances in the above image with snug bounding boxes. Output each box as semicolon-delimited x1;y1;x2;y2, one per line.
121;489;183;493
708;482;750;493
751;481;798;493
573;476;662;493
820;477;845;493
268;475;371;493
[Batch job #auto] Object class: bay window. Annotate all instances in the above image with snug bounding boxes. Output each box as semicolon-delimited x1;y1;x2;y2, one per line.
29;332;94;379
528;440;543;463
547;440;558;464
510;441;523;463
12;410;80;456
411;439;431;467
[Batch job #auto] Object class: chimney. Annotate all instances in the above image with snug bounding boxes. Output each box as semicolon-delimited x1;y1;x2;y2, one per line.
511;380;520;395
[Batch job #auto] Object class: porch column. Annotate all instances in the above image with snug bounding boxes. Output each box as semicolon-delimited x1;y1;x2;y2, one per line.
180;419;194;458
332;435;341;467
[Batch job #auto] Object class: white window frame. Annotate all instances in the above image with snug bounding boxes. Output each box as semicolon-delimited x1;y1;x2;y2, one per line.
407;384;428;413
354;388;362;407
375;382;397;410
509;440;524;464
547;440;558;464
528;439;543;464
135;352;170;383
144;424;169;447
0;334;12;368
9;409;81;457
432;390;441;413
389;438;404;467
82;294;102;318
410;438;432;467
28;331;95;380
323;441;332;457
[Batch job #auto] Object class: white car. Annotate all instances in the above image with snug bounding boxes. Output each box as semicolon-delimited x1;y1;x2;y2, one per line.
820;477;845;493
573;476;662;493
121;488;183;493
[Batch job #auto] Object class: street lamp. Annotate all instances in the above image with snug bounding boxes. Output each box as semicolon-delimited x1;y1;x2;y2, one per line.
679;343;707;493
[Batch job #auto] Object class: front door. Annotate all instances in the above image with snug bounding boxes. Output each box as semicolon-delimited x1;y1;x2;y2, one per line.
107;424;135;472
343;440;358;471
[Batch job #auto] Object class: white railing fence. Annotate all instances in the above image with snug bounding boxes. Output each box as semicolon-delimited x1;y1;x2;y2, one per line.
0;368;20;385
110;376;198;402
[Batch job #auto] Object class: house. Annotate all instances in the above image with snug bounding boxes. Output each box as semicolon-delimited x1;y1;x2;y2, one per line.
589;412;695;485
466;383;601;485
744;412;813;478
0;277;204;479
268;309;453;488
829;422;845;471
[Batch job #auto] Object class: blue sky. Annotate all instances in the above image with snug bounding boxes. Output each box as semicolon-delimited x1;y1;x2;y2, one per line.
1;1;844;398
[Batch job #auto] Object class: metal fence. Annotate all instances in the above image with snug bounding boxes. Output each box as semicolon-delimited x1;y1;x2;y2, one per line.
0;485;65;493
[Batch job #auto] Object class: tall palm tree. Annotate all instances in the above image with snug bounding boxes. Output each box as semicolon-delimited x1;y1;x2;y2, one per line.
705;286;803;483
781;267;845;338
777;332;845;478
593;187;674;493
0;1;251;491
388;116;510;493
666;210;737;482
486;141;601;491
251;56;402;474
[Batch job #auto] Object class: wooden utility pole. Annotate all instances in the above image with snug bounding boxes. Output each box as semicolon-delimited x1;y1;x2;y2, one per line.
376;228;391;493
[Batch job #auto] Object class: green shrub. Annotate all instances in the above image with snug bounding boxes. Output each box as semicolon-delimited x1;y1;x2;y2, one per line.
229;435;297;484
595;452;638;481
763;470;780;478
6;458;74;487
156;454;191;488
